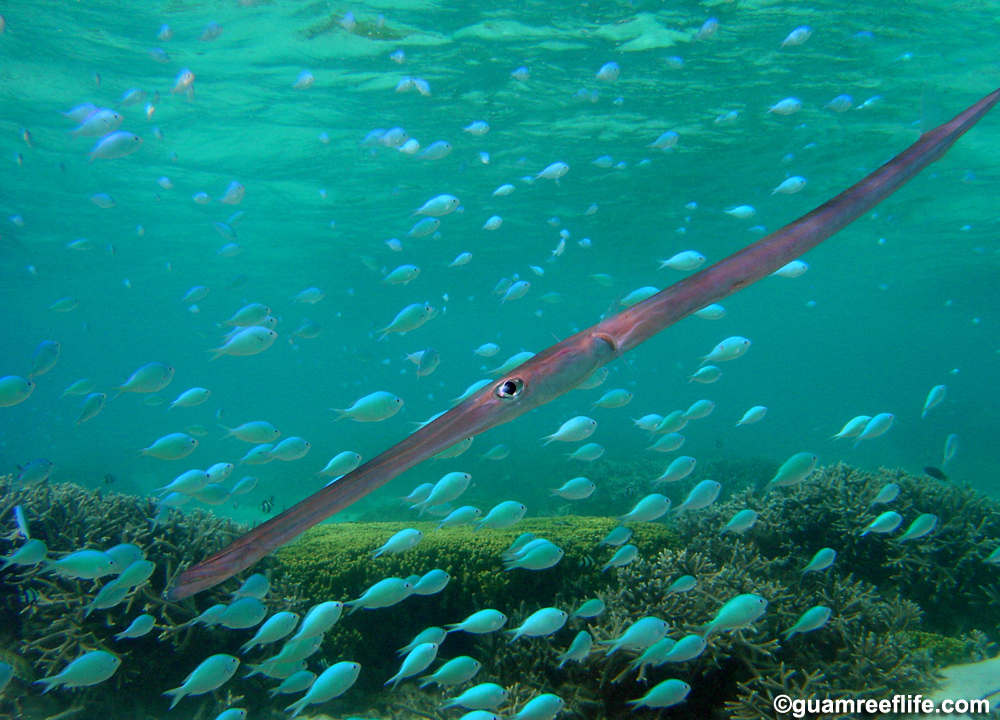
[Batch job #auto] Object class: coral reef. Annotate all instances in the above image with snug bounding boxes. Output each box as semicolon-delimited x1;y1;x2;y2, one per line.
2;462;998;720
0;478;304;720
357;463;999;719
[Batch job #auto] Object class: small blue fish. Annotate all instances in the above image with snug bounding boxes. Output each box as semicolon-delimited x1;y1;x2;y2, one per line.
603;617;668;655
267;669;316;698
869;483;899;507
599;526;632;546
557;631;593;667
511;693;564;720
442;682;508;710
627;678;691;709
163;654;240;709
861;511;903;536
661;634;706;663
703;594;768;637
721;509;758;534
784;605;832;639
241;611;300;653
418;656;481;687
601;544;638;572
412;569;450;595
36;651;121;691
446;609;507;635
665;575;697;594
896;514;938;542
802;548;836;574
46;549;118;579
1;538;46;569
217;597;267;629
285;661;360;718
570;598;605;619
115;614;156;640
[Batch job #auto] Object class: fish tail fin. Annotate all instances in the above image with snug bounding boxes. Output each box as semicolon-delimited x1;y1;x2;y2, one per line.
218;425;234;438
163;689;183;709
33;678;56;693
285;699;305;718
207;347;225;361
331;409;347;421
107;387;124;402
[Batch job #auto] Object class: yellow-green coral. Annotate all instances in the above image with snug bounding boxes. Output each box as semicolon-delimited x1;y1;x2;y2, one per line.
900;631;979;667
274;516;678;607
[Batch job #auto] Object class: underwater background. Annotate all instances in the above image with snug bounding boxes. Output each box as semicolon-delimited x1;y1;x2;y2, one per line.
2;0;1000;718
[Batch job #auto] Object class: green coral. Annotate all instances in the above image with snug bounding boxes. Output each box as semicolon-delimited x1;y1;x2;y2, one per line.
274;516;679;609
901;631;980;667
273;517;676;702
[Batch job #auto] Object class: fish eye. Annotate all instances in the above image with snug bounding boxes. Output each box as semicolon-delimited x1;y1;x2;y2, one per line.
495;378;524;399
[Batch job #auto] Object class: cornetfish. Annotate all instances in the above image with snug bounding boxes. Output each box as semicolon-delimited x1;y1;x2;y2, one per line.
167;87;1000;600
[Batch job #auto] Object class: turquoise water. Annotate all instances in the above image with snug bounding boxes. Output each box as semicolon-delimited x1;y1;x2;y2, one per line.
2;0;1000;716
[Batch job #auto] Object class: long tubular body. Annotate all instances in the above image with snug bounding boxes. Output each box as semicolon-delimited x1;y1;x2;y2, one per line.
167;87;1000;600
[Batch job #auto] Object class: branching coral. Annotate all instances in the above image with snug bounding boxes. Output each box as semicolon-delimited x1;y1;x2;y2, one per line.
402;463;995;719
2;462;996;720
0;479;304;720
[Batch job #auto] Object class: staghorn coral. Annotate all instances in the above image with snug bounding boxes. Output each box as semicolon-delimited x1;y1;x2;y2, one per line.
0;479;305;720
491;462;997;719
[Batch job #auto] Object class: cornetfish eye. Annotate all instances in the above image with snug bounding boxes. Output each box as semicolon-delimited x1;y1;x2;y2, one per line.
495;378;524;399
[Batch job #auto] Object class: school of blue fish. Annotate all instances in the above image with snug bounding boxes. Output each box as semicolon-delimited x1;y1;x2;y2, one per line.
1;0;998;717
